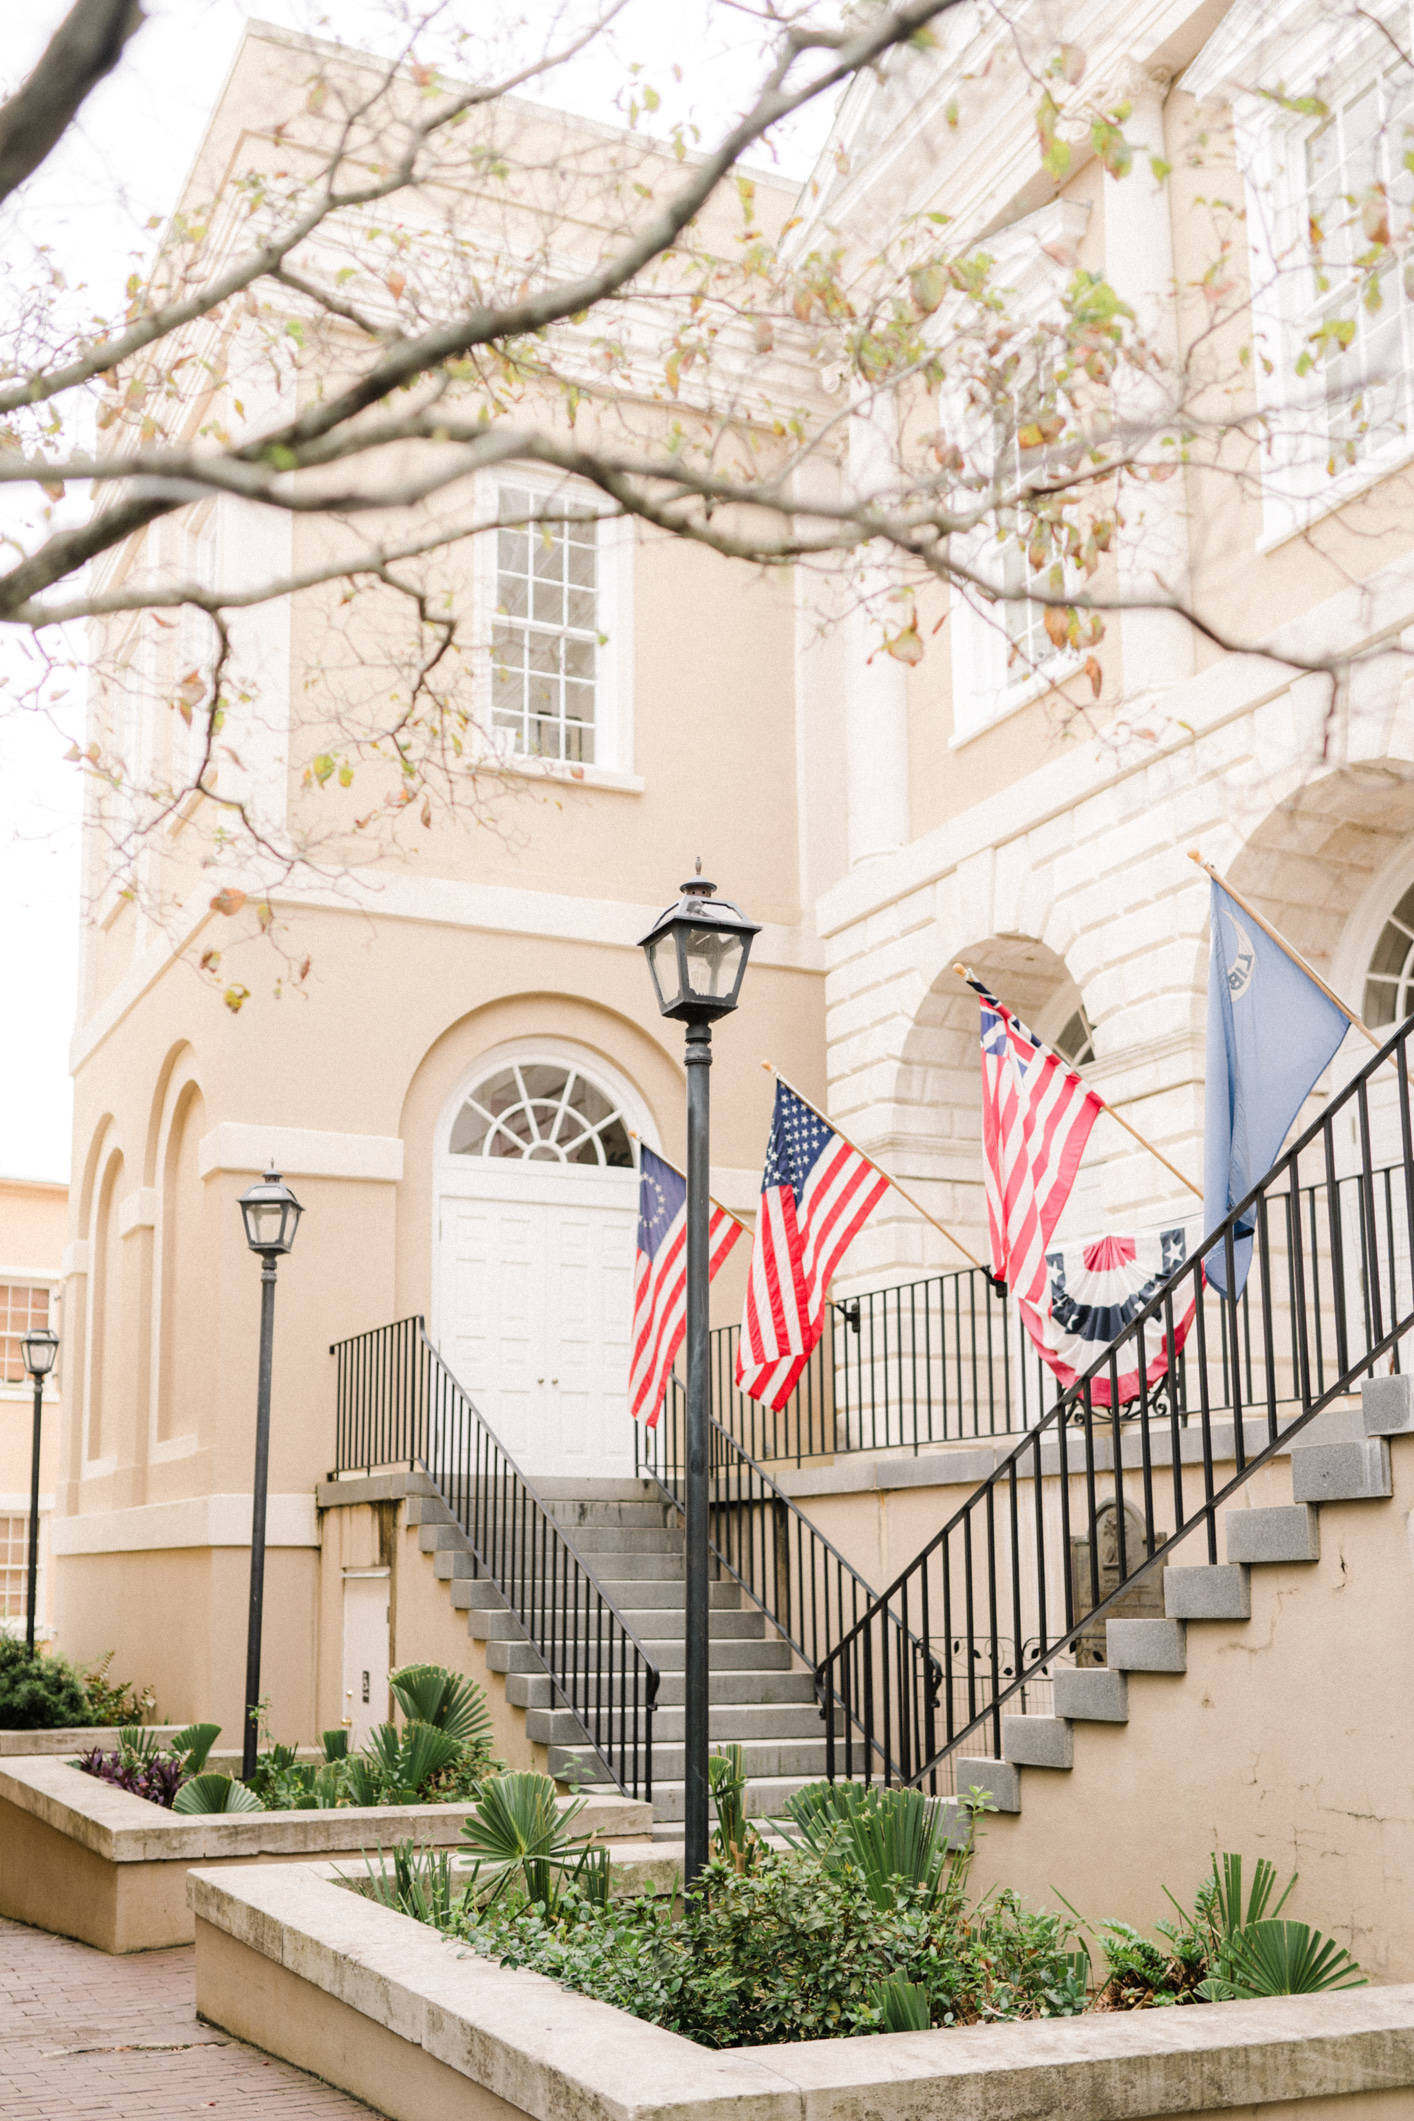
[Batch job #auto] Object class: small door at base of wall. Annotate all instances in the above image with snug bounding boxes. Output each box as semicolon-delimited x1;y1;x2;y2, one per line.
342;1568;390;1749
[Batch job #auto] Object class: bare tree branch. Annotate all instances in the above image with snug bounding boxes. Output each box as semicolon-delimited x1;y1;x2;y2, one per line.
0;0;144;207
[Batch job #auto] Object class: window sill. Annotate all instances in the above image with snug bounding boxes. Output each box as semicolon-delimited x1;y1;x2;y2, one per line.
483;755;645;795
1256;430;1414;554
949;657;1076;751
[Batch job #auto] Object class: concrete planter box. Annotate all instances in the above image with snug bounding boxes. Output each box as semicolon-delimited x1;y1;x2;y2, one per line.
191;1862;1414;2121
0;1725;189;1756
0;1754;650;1954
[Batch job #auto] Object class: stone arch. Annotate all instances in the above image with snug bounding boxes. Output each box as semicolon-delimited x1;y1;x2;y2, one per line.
86;1143;127;1467
154;1072;217;1450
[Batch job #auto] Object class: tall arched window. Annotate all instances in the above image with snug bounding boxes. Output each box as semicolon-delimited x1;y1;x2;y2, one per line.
1364;881;1414;1028
448;1061;634;1167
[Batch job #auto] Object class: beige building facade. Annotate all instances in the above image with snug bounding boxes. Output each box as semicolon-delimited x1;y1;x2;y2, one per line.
0;1177;66;1642
56;2;1414;1755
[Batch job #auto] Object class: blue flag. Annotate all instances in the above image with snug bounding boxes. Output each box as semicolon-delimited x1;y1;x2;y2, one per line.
1203;880;1349;1296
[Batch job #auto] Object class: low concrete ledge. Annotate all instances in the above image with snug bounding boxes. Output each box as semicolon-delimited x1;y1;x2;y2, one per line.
191;1862;1414;2121
0;1753;649;1953
0;1724;188;1757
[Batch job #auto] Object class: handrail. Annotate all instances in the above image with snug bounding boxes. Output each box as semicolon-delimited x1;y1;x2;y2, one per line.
330;1315;660;1801
702;1269;1051;1465
637;1384;921;1763
815;1011;1414;1792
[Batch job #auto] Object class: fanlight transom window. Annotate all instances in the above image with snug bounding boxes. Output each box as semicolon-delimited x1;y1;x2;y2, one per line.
1365;882;1414;1028
450;1062;634;1167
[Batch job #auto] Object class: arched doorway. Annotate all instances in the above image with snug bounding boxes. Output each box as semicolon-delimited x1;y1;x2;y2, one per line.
433;1043;651;1477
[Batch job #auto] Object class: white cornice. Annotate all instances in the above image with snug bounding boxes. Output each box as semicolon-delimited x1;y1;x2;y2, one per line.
198;1124;404;1182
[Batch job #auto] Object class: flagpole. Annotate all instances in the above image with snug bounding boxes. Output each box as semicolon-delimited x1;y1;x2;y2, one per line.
629;1135;753;1235
951;964;1204;1201
759;1063;984;1269
1188;850;1385;1051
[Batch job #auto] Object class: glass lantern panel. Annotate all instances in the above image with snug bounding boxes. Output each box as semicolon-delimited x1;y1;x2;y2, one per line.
245;1200;286;1248
683;928;744;1000
645;928;681;1011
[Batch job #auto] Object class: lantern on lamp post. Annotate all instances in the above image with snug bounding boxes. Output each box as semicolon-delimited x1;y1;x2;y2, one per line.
638;873;758;1888
237;1167;303;1779
19;1324;58;1655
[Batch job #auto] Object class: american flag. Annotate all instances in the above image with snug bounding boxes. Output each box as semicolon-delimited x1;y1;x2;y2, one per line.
972;975;1103;1306
629;1145;744;1427
735;1081;889;1409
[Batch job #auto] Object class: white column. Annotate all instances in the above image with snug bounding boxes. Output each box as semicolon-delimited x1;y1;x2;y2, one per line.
844;391;910;869
1103;65;1194;697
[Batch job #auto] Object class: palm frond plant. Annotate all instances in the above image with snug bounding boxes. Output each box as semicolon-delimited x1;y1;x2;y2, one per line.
459;1770;597;1910
171;1771;264;1814
390;1664;493;1747
1199;1920;1365;2001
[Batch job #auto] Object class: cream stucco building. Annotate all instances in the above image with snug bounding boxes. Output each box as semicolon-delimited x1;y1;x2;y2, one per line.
54;2;1414;1750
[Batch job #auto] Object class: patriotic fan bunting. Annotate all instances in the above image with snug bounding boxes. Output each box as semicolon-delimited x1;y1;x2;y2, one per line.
736;1081;889;1409
629;1145;743;1428
1019;1228;1199;1404
972;975;1104;1307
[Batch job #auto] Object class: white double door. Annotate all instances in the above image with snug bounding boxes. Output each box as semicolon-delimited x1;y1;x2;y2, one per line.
436;1163;638;1478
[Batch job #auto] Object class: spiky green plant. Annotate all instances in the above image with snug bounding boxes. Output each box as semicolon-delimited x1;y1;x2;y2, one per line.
708;1745;758;1874
870;1974;930;2032
363;1839;456;1924
783;1780;970;1910
171;1771;263;1814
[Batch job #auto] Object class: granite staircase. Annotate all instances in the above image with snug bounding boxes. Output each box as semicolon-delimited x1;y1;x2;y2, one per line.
409;1476;833;1825
956;1377;1410;1817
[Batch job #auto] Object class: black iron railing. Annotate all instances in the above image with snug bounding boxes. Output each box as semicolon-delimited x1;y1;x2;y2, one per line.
330;1316;659;1800
702;1268;1051;1465
639;1380;878;1678
816;1016;1414;1794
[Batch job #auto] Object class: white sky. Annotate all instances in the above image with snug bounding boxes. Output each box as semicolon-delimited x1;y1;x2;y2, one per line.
0;1;837;1184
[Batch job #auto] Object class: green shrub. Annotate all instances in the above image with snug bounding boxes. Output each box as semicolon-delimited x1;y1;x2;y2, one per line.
249;1665;502;1812
77;1652;158;1727
0;1639;92;1729
433;1778;1087;2047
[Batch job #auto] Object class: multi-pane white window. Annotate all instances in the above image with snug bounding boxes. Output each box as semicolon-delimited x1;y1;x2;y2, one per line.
449;1060;633;1166
0;1284;51;1385
1305;67;1414;464
1364;879;1414;1027
490;486;599;764
0;1515;32;1620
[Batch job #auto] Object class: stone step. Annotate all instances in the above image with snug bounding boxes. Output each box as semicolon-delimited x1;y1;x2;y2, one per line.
528;1701;832;1746
447;1579;511;1611
418;1524;464;1554
546;1500;675;1530
593;1578;741;1610
646;1775;822;1823
1164;1565;1250;1622
1001;1715;1072;1770
1052;1667;1128;1722
1362;1374;1414;1434
506;1667;815;1711
1106;1618;1187;1673
562;1527;683;1554
468;1604;767;1645
483;1633;792;1676
550;1736;833;1784
1290;1437;1392;1504
1225;1504;1320;1565
954;1757;1020;1814
568;1551;697;1580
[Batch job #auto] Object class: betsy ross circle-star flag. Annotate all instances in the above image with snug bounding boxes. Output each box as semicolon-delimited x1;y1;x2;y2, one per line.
629;1144;744;1427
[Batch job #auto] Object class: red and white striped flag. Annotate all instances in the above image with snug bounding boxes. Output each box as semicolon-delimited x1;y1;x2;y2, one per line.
629;1145;743;1427
735;1081;889;1409
972;976;1102;1305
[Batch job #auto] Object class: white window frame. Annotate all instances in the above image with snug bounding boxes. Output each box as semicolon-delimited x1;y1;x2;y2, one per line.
1186;0;1414;547
472;470;638;787
943;200;1091;743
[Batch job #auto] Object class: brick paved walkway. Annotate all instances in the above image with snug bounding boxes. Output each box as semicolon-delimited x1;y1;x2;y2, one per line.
0;1915;386;2118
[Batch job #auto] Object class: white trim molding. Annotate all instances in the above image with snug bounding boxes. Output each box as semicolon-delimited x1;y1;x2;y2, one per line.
49;1492;319;1555
60;1240;89;1278
197;1125;405;1182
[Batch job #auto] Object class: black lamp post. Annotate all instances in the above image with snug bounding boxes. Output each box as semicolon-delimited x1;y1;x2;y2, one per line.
639;873;759;1887
19;1324;58;1655
237;1166;303;1779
